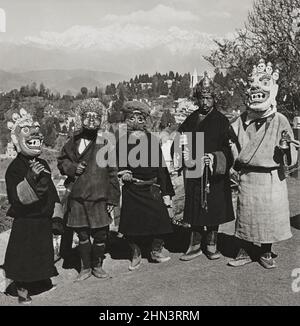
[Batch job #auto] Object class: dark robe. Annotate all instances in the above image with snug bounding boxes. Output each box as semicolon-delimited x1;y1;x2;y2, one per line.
4;154;59;282
176;108;235;227
57;130;120;229
117;132;175;236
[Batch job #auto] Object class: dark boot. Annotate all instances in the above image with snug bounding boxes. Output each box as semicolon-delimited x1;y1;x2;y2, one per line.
16;284;32;305
91;243;109;279
205;231;221;260
180;231;202;261
150;238;170;263
75;241;92;282
128;242;142;271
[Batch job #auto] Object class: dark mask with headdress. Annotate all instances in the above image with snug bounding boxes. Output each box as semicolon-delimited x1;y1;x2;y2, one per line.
122;101;151;133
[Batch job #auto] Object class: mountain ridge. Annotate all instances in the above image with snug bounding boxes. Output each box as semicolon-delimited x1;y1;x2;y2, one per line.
0;68;128;94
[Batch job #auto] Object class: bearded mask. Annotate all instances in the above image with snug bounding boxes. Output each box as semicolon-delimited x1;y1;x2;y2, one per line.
7;108;44;157
247;59;279;112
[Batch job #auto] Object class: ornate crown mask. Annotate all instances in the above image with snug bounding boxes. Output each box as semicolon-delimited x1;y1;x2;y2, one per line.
247;59;279;112
74;98;104;131
7;108;43;157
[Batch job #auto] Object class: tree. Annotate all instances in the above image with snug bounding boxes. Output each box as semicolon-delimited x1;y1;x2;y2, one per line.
161;82;169;96
105;83;117;96
159;109;176;129
81;87;88;98
38;83;46;97
61;125;68;134
205;0;300;119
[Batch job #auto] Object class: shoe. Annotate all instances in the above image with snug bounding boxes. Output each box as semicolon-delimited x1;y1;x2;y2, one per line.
180;231;202;261
18;295;32;305
205;231;221;260
17;288;32;305
180;245;202;261
259;252;277;269
128;243;142;271
92;266;109;279
228;248;252;267
91;243;109;279
150;249;171;263
74;268;92;282
205;248;221;260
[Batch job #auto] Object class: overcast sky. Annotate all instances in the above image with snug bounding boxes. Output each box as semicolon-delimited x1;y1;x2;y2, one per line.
0;0;254;74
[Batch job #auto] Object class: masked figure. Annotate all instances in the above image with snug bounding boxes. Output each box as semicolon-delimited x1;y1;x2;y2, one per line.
117;101;174;270
57;99;120;281
228;59;299;269
175;72;235;261
4;108;63;304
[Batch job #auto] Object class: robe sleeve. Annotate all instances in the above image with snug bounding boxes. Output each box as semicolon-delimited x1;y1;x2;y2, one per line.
106;166;121;206
212;120;234;175
5;168;38;208
5;160;60;209
57;142;78;178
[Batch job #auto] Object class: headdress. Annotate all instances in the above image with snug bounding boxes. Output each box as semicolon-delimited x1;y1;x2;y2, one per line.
121;101;151;117
193;71;216;99
7;108;39;147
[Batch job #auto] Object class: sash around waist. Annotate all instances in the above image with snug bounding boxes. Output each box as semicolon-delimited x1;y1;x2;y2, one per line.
234;163;279;173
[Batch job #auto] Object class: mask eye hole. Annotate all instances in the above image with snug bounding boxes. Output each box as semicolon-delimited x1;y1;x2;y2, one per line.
262;80;270;86
22;127;29;134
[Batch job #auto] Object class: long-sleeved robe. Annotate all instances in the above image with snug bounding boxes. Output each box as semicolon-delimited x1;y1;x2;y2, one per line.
176;108;235;227
231;111;298;243
4;153;61;282
117;132;175;236
57;130;120;229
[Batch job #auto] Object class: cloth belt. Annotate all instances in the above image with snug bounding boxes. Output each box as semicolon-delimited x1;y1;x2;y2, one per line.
238;165;279;173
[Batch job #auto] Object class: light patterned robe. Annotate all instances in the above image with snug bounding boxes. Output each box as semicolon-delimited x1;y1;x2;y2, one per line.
231;111;298;243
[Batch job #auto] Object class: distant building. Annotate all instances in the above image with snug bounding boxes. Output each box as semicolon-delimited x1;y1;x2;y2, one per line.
140;83;152;90
190;69;203;88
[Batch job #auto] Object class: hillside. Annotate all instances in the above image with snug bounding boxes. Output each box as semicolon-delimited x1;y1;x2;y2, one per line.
0;69;127;94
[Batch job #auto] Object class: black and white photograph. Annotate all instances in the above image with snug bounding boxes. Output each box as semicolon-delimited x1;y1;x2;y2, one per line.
0;0;300;310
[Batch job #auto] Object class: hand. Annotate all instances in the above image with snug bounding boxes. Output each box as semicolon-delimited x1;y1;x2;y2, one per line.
203;153;214;165
183;148;190;162
107;204;114;214
281;130;291;141
163;195;172;207
121;172;133;182
30;161;46;177
76;161;87;175
202;154;214;173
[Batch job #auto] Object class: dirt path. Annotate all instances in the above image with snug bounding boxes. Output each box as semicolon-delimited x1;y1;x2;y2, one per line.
0;178;300;306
